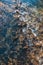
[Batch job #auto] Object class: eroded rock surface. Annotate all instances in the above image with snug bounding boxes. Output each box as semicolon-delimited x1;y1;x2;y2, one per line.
0;1;43;65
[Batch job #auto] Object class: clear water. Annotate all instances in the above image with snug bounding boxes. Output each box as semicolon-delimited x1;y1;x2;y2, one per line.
0;0;43;7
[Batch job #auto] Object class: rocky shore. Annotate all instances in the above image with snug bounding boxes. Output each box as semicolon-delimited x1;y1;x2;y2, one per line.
0;1;43;65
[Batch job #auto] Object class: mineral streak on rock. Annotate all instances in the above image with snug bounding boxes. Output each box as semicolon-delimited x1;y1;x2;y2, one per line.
0;0;43;65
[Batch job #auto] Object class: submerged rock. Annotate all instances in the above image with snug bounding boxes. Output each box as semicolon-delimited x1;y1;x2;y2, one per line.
0;0;43;65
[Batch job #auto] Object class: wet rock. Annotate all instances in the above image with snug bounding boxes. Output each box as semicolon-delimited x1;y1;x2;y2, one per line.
0;0;43;65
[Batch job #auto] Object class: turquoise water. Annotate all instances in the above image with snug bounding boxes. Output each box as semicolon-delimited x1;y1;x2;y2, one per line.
0;0;40;5
0;0;43;7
